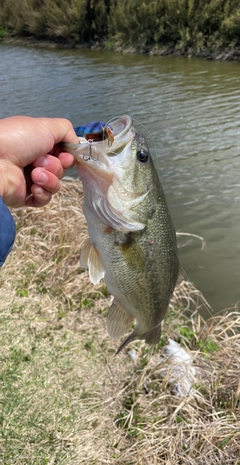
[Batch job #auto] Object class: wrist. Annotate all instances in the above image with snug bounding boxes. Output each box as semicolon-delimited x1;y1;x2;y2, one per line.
0;160;25;207
0;168;4;199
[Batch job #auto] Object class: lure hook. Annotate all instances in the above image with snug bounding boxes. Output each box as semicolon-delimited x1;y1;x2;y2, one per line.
88;139;98;161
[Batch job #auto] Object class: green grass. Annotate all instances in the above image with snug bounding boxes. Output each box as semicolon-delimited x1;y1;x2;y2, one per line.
0;292;127;464
0;24;6;40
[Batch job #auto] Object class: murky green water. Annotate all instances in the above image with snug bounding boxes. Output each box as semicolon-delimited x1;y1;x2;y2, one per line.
1;43;240;313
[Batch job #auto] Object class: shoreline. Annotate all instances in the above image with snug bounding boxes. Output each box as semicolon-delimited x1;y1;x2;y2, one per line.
2;35;240;61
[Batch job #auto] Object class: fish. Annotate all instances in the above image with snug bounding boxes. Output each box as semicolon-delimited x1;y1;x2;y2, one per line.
62;115;180;353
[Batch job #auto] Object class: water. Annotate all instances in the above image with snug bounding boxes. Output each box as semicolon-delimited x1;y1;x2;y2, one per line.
1;43;240;313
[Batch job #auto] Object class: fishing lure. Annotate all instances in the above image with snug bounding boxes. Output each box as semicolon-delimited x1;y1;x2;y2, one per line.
74;121;114;145
60;121;114;161
74;121;114;161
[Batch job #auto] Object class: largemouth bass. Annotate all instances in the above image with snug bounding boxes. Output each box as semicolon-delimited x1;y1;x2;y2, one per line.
63;115;180;353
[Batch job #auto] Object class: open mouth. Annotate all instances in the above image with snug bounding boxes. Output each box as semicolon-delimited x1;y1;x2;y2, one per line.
61;115;134;163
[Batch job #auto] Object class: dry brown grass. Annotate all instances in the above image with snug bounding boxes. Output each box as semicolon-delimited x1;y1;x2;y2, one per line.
0;178;239;465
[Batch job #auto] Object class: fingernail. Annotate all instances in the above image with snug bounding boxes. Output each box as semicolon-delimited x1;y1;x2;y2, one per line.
34;186;44;196
36;156;48;167
38;172;48;184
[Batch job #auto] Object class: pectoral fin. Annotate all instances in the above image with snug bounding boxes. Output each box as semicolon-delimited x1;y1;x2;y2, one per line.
80;238;92;268
80;238;105;285
107;300;134;339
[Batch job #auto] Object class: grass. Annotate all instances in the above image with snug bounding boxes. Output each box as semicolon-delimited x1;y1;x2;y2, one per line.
0;178;239;464
0;24;6;40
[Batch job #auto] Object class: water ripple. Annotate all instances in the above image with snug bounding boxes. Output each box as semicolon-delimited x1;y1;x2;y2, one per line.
0;44;240;311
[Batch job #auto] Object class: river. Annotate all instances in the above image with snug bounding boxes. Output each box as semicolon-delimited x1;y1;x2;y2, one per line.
1;43;240;314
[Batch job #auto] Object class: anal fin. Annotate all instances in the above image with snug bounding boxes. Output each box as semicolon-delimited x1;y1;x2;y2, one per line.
107;299;134;339
116;324;162;355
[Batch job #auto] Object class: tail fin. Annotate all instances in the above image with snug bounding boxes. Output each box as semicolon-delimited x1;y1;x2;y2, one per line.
116;324;162;355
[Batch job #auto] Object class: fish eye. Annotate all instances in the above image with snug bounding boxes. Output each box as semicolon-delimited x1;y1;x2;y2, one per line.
137;147;149;163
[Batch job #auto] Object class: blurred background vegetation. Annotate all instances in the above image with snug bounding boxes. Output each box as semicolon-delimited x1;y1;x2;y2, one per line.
0;0;240;53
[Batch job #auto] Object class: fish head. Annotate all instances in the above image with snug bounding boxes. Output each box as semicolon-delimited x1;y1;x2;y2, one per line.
63;115;158;232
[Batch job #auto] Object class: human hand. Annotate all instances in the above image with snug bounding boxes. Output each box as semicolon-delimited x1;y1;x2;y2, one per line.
0;116;79;207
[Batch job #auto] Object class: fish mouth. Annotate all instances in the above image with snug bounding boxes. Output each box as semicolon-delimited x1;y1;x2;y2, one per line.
64;115;135;183
62;115;133;162
63;115;147;231
109;115;133;139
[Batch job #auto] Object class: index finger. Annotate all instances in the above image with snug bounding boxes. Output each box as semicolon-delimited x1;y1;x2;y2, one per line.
39;118;80;146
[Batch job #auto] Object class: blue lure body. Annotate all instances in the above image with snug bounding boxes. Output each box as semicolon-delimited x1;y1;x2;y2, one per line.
74;121;114;143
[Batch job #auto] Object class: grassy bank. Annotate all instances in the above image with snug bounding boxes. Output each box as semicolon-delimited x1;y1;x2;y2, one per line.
1;0;240;58
0;179;239;464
